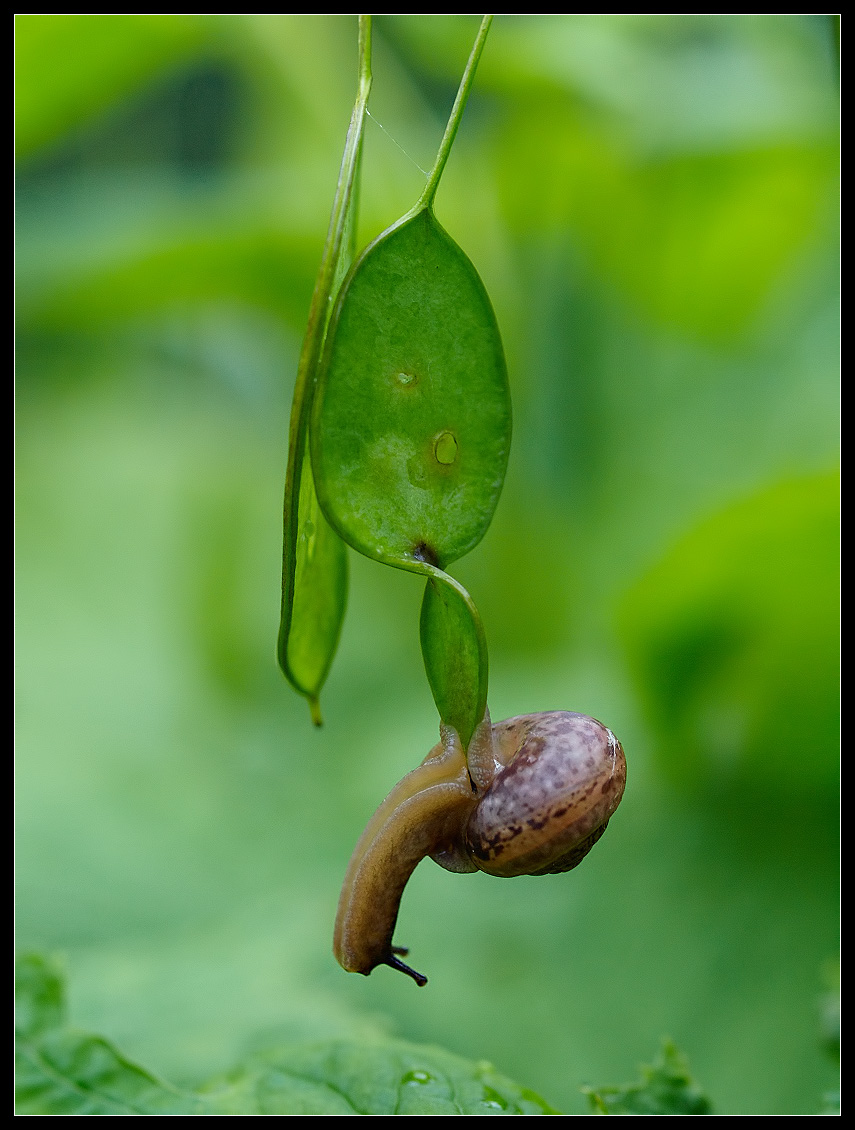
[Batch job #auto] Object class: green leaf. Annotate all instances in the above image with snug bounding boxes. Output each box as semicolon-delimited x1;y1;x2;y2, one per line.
15;954;205;1116
16;954;560;1116
420;569;487;749
277;16;371;723
583;1039;712;1116
312;205;511;572
15;953;65;1039
203;1040;561;1116
16;1032;207;1116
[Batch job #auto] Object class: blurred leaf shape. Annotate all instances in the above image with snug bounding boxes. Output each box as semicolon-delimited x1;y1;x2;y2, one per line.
583;1038;712;1115
15;14;211;161
16;190;321;336
16;953;559;1115
389;14;837;147
577;145;837;342
16;953;206;1116
15;953;65;1040
618;470;839;795
497;100;837;341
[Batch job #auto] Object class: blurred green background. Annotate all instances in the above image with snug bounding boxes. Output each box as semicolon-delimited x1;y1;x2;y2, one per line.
15;13;839;1116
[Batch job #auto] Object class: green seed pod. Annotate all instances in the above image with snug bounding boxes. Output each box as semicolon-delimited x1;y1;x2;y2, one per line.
310;16;507;743
277;15;371;723
419;569;487;751
311;206;511;572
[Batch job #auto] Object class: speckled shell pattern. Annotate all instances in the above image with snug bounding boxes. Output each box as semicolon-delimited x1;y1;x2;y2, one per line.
465;712;626;878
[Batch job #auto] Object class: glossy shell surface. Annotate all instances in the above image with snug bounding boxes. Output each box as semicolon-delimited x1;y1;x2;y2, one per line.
464;712;626;877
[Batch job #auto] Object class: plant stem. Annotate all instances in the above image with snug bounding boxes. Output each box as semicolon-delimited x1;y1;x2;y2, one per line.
310;13;372;342
418;14;493;212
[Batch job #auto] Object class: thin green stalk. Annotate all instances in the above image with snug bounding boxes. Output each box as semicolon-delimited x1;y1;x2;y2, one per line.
289;14;371;442
418;14;493;211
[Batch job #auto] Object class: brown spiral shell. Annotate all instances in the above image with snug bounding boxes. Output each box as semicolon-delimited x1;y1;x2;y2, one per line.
465;712;626;877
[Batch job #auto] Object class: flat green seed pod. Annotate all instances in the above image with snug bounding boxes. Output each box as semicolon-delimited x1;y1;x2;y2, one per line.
278;442;348;726
277;16;371;723
312;206;511;570
419;570;487;750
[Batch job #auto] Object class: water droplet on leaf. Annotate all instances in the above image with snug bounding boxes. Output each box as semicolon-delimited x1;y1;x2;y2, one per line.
402;1070;432;1085
482;1086;509;1110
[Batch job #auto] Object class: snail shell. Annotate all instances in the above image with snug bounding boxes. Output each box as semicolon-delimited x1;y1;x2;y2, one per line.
334;710;626;985
464;712;625;878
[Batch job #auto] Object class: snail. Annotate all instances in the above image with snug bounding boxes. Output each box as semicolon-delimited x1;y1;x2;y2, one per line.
333;710;626;986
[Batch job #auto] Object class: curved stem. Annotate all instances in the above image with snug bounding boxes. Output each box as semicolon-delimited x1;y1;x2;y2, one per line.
417;14;493;212
365;549;490;753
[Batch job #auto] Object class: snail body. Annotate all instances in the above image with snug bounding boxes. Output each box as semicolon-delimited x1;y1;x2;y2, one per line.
333;710;626;986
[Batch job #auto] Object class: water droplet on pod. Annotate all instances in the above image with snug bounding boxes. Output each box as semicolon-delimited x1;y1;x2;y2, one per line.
433;430;458;465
